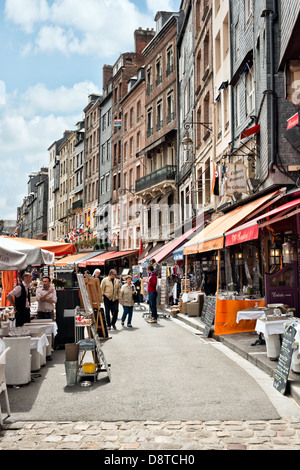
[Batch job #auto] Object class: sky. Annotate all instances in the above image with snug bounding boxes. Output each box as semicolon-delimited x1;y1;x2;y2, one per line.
0;0;181;221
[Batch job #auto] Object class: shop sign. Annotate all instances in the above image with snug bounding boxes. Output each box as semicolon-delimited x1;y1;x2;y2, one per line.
225;224;259;247
287;112;299;130
225;163;248;196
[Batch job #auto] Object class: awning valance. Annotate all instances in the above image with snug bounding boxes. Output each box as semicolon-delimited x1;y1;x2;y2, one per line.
225;196;300;246
183;191;279;255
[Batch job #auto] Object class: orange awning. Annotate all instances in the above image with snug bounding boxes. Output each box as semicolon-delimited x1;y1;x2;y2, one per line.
183;191;280;255
2;236;76;256
55;252;92;266
80;250;138;267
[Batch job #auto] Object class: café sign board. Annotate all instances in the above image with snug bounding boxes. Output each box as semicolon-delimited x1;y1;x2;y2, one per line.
225;163;248;196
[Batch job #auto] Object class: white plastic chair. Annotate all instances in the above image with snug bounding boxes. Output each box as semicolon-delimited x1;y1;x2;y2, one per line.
0;347;11;426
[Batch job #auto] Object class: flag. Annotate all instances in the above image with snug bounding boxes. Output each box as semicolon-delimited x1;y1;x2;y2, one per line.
139;239;143;257
211;164;220;196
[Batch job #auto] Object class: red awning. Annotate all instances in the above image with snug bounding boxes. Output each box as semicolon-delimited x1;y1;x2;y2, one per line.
225;196;300;246
79;250;138;267
240;124;260;140
148;225;203;264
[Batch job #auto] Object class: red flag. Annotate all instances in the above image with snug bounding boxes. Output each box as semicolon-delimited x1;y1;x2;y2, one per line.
138;239;143;257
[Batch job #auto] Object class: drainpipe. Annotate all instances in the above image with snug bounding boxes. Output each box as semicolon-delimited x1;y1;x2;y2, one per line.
266;0;278;173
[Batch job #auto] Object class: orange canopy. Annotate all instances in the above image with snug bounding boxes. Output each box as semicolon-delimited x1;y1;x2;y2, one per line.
1;236;75;257
0;271;16;307
183;191;280;255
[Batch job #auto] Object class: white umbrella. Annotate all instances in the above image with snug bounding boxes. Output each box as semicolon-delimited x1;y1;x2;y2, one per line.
0;237;54;271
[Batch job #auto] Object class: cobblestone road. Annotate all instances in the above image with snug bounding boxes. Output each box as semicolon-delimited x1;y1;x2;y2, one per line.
2;418;300;450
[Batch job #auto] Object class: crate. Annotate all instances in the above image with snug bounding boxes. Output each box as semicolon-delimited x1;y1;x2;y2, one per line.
187;302;200;317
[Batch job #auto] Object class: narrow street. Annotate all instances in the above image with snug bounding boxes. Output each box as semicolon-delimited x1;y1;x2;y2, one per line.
1;306;300;450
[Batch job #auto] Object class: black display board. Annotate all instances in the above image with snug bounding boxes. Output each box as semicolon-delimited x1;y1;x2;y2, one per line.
201;296;216;338
273;324;296;395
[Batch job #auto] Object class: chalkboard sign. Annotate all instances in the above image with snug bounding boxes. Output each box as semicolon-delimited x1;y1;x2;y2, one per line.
273;324;296;395
201;296;216;338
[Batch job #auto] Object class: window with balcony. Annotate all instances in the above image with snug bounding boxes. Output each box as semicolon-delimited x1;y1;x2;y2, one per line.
166;92;174;123
166;45;174;76
146;67;153;95
147;108;153;137
155;57;162;87
156;100;163;131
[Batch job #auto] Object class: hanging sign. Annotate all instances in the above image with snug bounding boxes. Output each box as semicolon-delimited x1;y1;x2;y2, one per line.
287;112;299;130
225;163;248;196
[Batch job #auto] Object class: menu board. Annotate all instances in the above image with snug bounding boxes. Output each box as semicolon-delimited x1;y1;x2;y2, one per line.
201;296;216;338
273;324;296;395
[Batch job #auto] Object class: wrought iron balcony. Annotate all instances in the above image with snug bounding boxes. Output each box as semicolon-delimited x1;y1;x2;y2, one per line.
72;199;83;211
135;165;177;194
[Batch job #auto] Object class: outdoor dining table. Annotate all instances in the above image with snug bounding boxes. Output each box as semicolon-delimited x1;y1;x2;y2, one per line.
255;317;294;359
236;307;271;323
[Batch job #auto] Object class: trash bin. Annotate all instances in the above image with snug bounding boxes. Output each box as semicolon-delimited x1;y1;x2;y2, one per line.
64;360;78;386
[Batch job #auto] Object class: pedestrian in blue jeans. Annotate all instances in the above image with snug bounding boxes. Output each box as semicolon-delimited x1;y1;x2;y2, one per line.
147;266;158;323
120;275;136;327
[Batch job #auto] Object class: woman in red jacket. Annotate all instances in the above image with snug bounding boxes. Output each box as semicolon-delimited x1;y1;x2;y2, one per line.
147;266;158;323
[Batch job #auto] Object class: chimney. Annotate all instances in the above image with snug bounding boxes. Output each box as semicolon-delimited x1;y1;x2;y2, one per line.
134;28;155;56
103;64;113;90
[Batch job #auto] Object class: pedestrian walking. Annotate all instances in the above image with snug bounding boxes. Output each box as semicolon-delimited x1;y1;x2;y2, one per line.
120;275;136;327
100;269;121;329
147;266;158;323
7;272;32;326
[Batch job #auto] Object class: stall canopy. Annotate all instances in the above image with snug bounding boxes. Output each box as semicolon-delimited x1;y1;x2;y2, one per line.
54;251;104;267
1;236;75;256
225;195;300;247
0;236;55;271
79;250;138;267
183;191;280;255
146;224;203;264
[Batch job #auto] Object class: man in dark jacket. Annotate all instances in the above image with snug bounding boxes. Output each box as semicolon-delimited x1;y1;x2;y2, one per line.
147;266;158;323
7;272;33;326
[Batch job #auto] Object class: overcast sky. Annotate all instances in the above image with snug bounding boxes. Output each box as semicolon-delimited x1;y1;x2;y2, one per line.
0;0;181;222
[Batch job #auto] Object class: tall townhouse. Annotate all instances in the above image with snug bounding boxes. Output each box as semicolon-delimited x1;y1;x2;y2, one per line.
177;0;196;228
212;0;231;202
83;94;102;240
98;65;113;246
110;28;155;249
18;169;48;239
56;131;77;241
48;140;59;241
192;0;214;216
49;131;72;241
136;12;180;252
229;0;300;196
120;67;146;251
73;121;85;241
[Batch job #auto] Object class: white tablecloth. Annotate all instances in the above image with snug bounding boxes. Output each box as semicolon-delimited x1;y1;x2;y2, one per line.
236;308;267;323
0;335;49;356
28;322;58;336
255;318;294;339
30;334;49;356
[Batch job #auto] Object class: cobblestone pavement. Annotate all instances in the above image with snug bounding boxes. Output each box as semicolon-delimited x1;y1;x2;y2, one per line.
2;418;300;450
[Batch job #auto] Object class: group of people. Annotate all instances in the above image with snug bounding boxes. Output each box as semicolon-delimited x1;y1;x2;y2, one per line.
6;257;159;330
99;258;159;329
6;272;57;327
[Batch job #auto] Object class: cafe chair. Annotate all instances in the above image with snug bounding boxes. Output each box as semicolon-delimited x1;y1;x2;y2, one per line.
0;347;11;426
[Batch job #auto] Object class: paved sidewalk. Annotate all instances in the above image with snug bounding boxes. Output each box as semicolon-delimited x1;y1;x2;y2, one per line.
1;418;300;450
